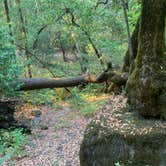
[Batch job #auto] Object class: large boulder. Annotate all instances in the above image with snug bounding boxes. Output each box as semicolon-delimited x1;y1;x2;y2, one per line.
80;96;166;166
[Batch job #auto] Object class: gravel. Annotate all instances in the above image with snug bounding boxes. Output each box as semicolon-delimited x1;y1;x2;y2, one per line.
4;106;89;166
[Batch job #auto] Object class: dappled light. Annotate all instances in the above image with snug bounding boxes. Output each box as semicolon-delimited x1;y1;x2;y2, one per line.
0;0;166;165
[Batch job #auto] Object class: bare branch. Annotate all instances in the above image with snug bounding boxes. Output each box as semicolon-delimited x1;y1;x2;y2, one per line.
95;0;109;9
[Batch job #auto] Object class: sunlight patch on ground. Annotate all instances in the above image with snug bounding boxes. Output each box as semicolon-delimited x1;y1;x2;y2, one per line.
15;104;38;119
83;94;112;102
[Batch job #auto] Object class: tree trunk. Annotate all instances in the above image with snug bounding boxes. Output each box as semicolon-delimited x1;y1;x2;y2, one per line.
16;0;32;78
18;76;94;91
126;0;166;119
121;0;133;67
80;2;166;165
74;42;88;73
3;0;13;44
83;30;104;66
122;17;140;72
17;71;127;91
59;34;67;62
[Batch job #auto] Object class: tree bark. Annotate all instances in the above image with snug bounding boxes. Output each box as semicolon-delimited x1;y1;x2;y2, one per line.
122;17;140;72
121;0;133;66
18;76;94;91
17;70;128;91
16;0;32;78
32;25;48;49
126;0;166;119
3;0;13;44
59;33;67;62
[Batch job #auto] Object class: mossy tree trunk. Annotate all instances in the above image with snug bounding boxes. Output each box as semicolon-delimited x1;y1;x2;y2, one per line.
80;1;166;165
126;0;166;119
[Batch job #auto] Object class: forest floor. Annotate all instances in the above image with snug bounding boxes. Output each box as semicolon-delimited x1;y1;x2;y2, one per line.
0;91;113;166
7;105;89;166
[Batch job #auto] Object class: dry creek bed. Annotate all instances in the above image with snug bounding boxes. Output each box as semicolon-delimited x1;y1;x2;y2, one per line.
3;105;89;166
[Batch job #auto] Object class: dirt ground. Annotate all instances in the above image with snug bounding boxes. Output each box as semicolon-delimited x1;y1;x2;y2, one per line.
4;105;89;166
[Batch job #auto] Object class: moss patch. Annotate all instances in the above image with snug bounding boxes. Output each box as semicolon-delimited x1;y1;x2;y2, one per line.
80;95;166;166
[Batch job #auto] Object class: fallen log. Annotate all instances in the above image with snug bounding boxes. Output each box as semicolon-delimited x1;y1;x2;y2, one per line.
18;75;96;91
17;71;128;91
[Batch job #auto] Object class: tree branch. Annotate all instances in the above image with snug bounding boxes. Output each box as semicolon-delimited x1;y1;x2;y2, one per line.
95;0;109;9
65;8;104;66
32;11;67;49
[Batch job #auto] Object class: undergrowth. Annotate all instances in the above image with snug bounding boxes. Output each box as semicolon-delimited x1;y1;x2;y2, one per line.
0;129;27;164
22;83;109;116
66;84;107;116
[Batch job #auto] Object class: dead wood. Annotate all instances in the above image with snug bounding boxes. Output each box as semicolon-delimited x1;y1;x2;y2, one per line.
17;70;128;91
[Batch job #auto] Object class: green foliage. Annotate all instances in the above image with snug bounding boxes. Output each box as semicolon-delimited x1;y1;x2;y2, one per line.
80;100;102;116
114;162;122;166
0;129;27;164
54;120;72;131
22;83;108;117
128;0;141;27
0;0;141;111
32;60;82;77
0;24;21;98
23;89;57;106
66;84;108;116
0;0;142;86
2;0;130;73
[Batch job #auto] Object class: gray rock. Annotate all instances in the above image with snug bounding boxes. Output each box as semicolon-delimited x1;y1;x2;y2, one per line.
31;117;41;127
40;125;48;130
80;105;166;166
31;110;42;117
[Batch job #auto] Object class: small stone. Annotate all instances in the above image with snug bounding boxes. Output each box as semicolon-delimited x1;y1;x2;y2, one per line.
31;117;41;127
66;161;72;166
40;125;48;130
31;110;42;117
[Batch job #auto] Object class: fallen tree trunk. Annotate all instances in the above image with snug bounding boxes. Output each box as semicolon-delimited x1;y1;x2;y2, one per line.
17;71;128;91
18;75;96;91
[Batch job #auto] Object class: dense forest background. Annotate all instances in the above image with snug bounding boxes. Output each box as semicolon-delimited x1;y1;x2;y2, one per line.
0;0;141;97
0;0;166;165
